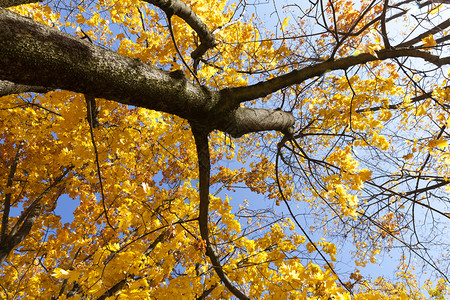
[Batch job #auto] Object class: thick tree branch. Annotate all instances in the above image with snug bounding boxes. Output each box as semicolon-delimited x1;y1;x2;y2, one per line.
216;108;295;138
0;8;217;120
197;284;217;299
221;49;450;103
0;203;41;264
0;80;49;97
0;8;293;137
0;0;41;7
191;125;250;300
97;277;129;300
380;0;391;49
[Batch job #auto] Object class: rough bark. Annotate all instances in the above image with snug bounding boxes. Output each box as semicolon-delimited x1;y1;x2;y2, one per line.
0;8;214;117
0;80;49;97
218;108;295;138
192;126;250;300
0;0;41;7
0;8;294;136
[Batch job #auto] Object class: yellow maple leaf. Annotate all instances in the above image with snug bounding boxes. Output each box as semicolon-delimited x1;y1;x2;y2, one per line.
429;4;442;15
403;153;414;160
437;139;448;150
356;43;382;57
281;17;290;31
75;13;85;24
422;34;437;48
52;268;70;279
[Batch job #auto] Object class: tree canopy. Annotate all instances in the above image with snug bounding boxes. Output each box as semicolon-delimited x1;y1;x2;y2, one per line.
0;0;450;298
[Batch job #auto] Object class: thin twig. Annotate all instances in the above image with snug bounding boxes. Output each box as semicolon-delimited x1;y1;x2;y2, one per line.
275;137;353;294
0;141;23;242
167;15;201;84
85;94;115;230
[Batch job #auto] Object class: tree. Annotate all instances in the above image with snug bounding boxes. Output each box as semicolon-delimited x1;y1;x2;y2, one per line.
0;0;449;298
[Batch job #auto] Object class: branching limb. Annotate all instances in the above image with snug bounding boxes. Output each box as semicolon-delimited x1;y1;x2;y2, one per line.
0;142;23;243
396;18;450;48
221;48;450;103
191;124;250;300
275;138;352;294
1;8;448;139
0;166;72;264
143;0;217;60
192;0;246;71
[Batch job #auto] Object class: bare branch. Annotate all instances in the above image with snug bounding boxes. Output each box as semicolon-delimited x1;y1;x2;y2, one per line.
0;166;72;264
396;18;450;48
355;88;443;113
191;125;250;300
84;94;114;230
380;0;391;49
221;48;450;103
0;142;23;242
216;108;295;138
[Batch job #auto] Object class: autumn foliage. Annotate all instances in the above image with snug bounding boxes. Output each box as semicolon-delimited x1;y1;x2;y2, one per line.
0;0;450;299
